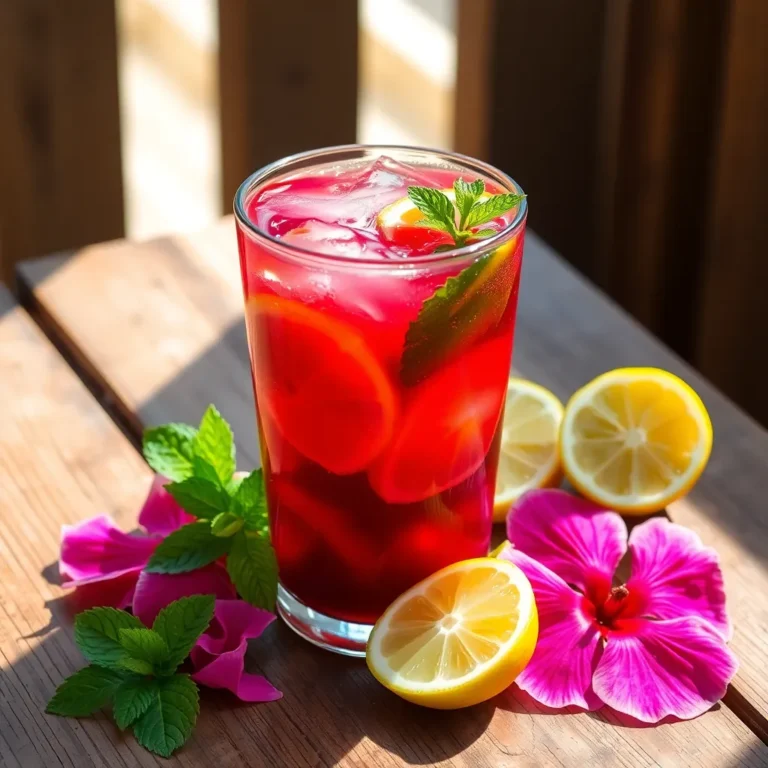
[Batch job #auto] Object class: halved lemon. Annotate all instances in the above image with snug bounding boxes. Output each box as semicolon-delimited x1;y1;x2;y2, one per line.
366;558;538;709
560;367;713;514
493;378;564;522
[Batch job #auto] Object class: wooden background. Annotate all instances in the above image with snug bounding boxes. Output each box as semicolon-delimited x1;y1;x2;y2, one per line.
1;0;767;426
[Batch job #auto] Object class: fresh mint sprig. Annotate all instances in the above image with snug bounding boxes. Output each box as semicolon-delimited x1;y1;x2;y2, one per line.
47;596;214;758
142;405;278;612
407;178;525;251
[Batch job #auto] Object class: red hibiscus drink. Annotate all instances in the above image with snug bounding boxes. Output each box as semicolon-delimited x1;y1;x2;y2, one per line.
235;146;527;655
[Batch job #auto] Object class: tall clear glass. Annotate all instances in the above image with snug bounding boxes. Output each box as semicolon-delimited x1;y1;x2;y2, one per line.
235;146;527;655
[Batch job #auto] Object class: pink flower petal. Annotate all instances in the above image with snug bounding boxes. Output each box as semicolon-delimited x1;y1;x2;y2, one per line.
593;616;738;723
507;489;627;599
132;564;236;626
500;548;603;710
60;515;158;586
137;475;195;537
627;518;731;639
68;571;140;611
191;600;281;702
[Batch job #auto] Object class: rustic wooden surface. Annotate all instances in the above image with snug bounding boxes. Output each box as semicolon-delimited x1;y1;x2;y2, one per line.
10;220;768;765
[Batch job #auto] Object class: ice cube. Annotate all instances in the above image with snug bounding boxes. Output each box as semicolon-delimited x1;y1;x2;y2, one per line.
281;219;390;259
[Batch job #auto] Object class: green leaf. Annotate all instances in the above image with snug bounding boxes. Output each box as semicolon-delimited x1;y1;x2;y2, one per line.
227;531;278;611
142;424;198;482
400;245;517;385
407;187;457;237
133;675;199;758
166;477;230;519
191;455;223;486
233;469;268;534
193;405;236;486
465;193;525;229
74;608;144;668
113;677;157;730
152;595;215;671
473;228;497;238
117;657;155;676
46;666;127;717
119;628;170;667
145;522;232;574
211;511;245;538
454;178;484;227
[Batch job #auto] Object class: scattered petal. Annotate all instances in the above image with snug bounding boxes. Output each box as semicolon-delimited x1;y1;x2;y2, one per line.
137;475;195;537
60;515;158;586
191;600;281;702
67;571;140;611
132;564;236;626
593;616;738;722
500;548;603;710
507;489;627;600
627;518;731;639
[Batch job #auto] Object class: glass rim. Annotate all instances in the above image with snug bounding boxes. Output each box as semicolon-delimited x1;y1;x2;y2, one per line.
233;144;528;269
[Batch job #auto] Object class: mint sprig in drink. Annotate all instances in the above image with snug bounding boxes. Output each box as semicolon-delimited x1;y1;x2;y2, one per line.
235;147;527;655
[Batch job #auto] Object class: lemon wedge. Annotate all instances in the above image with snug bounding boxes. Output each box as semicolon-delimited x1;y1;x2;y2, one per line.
493;378;564;523
366;558;537;709
560;367;713;514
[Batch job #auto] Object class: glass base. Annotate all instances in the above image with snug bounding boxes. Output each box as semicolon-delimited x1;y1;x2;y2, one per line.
277;584;373;657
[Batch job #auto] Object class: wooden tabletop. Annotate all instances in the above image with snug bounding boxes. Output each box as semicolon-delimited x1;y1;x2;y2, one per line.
3;218;767;767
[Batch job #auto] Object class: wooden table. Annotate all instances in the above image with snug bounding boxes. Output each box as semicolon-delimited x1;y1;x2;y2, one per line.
3;218;767;767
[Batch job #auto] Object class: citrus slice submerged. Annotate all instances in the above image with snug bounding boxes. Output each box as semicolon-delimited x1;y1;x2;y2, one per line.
247;294;396;475
493;379;564;522
368;335;511;504
366;557;538;709
560;367;713;514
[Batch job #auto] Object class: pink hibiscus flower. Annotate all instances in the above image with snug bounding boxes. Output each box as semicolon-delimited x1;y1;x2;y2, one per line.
133;567;281;703
500;489;738;723
59;475;193;608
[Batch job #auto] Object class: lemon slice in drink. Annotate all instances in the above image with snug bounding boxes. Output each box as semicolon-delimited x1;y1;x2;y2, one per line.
366;558;538;709
560;367;713;514
493;379;564;523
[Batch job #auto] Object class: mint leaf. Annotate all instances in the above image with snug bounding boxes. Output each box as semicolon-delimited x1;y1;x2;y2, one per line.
74;608;144;668
193;405;235;486
407;187;457;237
133;675;199;758
192;455;223;486
473;228;497;237
145;521;231;574
46;666;127;717
454;178;484;227
211;511;245;537
117;657;155;676
400;245;517;385
227;531;277;611
465;193;524;229
143;424;197;481
119;628;170;667
233;469;268;534
113;678;157;730
152;594;215;671
166;477;230;519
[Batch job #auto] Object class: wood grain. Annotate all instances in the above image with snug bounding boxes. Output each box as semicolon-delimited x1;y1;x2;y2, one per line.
0;0;124;282
217;0;358;211
16;222;768;762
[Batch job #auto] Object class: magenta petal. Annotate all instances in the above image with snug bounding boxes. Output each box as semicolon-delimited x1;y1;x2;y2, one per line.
132;564;236;626
60;515;158;586
506;489;627;595
627;518;731;639
500;548;603;710
191;601;281;702
593;616;738;723
137;475;195;536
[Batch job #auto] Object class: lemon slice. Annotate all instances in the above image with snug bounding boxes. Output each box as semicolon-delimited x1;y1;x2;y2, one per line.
377;188;491;240
493;379;564;523
560;367;713;514
366;558;538;709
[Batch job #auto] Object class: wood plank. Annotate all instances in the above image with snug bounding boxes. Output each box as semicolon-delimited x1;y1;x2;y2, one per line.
17;224;768;759
217;0;358;211
0;0;124;283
